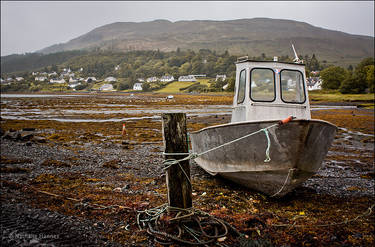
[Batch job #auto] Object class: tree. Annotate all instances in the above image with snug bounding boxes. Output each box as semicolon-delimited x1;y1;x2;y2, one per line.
366;65;374;93
226;77;235;92
340;57;374;94
320;66;348;90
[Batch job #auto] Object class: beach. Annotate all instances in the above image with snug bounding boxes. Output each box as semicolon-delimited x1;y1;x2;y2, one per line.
1;93;374;246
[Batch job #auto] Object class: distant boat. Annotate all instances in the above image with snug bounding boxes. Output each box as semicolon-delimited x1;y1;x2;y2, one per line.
190;57;337;197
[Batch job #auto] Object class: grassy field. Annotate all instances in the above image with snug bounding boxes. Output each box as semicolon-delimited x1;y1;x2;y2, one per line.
156;78;214;93
309;90;374;103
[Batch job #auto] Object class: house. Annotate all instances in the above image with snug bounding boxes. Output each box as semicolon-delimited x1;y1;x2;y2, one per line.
85;77;97;83
105;76;117;82
48;72;57;77
115;65;120;71
69;77;78;83
50;78;66;84
137;78;145;82
216;74;227;81
32;72;38;76
99;84;114;91
178;75;196;82
307;77;322;91
191;74;206;78
69;83;81;88
146;77;158;82
15;77;24;81
35;76;47;82
133;83;143;91
160;75;174;82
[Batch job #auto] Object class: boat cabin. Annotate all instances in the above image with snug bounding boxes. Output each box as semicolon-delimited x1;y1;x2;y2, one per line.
232;59;311;123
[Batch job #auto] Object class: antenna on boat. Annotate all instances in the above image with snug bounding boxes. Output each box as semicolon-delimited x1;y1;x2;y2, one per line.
291;44;303;64
237;55;249;62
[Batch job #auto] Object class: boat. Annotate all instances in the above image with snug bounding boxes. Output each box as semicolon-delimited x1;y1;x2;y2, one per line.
189;55;337;197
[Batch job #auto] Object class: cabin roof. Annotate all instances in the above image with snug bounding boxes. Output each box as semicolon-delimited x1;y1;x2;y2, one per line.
235;59;305;66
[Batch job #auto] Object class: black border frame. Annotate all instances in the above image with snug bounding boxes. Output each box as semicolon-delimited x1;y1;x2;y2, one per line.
236;69;246;104
249;67;276;103
279;69;306;104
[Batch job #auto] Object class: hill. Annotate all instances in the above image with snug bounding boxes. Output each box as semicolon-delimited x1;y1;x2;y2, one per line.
38;18;374;66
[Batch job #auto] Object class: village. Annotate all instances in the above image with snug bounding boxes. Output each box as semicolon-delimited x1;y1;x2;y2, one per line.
0;64;322;93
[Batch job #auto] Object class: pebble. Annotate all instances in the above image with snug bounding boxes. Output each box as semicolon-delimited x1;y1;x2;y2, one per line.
113;187;122;192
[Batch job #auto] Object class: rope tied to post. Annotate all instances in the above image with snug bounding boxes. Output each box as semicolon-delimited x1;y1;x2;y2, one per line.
137;203;242;245
163;122;281;169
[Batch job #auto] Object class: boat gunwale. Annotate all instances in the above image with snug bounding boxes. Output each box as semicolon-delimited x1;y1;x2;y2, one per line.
190;118;337;135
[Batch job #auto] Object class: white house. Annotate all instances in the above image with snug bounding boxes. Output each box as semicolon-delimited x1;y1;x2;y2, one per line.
115;65;120;71
160;75;174;82
50;78;66;84
105;76;117;82
85;77;97;83
69;83;81;88
35;76;47;82
216;74;227;81
137;78;145;82
15;77;24;81
133;83;143;91
307;77;322;91
178;75;196;82
99;84;114;91
146;77;158;82
48;72;57;77
69;77;78;83
191;74;206;78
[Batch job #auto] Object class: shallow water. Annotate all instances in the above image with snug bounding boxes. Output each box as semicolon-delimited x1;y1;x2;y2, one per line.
0;94;359;123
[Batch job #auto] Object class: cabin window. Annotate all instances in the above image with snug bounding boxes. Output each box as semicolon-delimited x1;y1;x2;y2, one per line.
280;70;306;104
237;69;246;104
250;68;275;102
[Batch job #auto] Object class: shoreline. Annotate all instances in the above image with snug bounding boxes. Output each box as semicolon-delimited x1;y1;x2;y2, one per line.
1;94;374;246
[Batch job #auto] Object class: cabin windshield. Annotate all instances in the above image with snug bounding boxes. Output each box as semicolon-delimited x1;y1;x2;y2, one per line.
280;69;306;103
250;68;275;102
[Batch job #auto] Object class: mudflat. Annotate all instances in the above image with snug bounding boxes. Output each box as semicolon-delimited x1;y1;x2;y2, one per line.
1;93;374;246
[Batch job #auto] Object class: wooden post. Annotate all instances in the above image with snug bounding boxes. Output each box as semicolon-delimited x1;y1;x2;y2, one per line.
162;113;192;208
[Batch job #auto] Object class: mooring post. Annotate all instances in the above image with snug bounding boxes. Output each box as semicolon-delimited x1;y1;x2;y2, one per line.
162;113;192;208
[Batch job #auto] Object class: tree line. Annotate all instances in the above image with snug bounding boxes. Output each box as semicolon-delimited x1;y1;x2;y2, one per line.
320;57;374;93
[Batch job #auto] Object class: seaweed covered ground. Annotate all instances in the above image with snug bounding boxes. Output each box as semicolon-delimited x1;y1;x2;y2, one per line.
1;93;374;246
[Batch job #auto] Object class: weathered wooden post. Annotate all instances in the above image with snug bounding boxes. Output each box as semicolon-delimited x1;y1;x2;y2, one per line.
162;113;192;208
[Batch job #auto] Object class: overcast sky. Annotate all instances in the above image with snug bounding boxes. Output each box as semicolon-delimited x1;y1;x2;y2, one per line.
1;1;374;56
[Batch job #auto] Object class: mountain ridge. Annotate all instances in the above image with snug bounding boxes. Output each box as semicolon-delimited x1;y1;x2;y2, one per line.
35;18;374;66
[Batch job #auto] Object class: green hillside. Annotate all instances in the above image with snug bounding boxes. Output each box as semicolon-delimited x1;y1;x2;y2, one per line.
37;18;374;67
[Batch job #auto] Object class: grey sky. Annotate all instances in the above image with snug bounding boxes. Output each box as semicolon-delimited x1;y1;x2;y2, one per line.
1;1;374;56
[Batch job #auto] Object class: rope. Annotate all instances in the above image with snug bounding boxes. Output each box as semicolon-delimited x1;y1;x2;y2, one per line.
163;123;278;168
263;129;271;163
137;203;239;245
270;168;295;197
197;123;278;158
161;124;278;193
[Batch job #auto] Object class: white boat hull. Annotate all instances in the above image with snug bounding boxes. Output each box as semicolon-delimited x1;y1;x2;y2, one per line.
190;119;337;196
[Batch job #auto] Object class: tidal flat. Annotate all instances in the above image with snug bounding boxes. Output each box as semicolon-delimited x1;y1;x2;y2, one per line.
1;93;374;246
